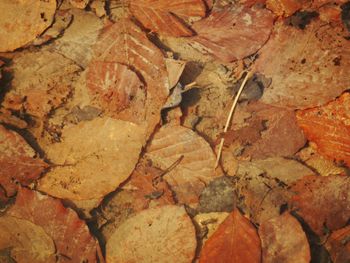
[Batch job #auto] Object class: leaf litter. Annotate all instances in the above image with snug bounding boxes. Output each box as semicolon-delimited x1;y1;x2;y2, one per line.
0;0;350;262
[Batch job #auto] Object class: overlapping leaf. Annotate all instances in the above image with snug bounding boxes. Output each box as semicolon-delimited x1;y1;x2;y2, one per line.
325;225;350;263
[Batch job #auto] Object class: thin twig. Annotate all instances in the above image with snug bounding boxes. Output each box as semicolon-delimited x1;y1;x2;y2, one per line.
214;71;252;168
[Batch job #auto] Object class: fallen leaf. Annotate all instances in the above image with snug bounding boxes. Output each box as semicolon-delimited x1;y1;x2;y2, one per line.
128;0;207;37
38;117;143;205
266;0;305;17
93;18;169;138
0;125;47;202
296;92;350;167
290;175;350;235
106;205;197;263
0;215;55;263
145;124;220;204
254;19;350;109
3;51;81;118
165;58;187;89
0;0;57;52
191;5;274;62
199;209;261;263
325;225;350;263
259;213;311;263
8;188;98;263
70;0;89;8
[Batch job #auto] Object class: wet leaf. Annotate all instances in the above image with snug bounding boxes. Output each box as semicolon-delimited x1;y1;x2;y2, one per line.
191;5;274;62
259;213;311;263
0;0;57;52
106;205;196;263
8;188;98;263
199;209;261;263
296;92;350;167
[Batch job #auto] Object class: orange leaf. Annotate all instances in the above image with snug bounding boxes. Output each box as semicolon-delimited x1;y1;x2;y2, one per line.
325;225;350;263
199;209;261;263
266;0;305;17
296;93;350;167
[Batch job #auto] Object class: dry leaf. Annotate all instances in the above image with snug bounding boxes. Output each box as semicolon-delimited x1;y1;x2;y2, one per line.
3;51;81;118
290;175;350;235
325;225;350;263
199;209;261;263
0;0;56;52
106;205;196;263
70;0;89;8
38;117;143;205
145;124;220;204
165;58;186;89
0;215;55;263
254;19;350;109
0;125;47;202
259;213;311;263
8;188;98;263
93;18;169;138
266;0;305;17
129;0;206;37
191;5;274;62
296;92;350;167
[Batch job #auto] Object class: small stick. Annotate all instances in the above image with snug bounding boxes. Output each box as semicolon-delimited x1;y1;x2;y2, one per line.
214;71;252;168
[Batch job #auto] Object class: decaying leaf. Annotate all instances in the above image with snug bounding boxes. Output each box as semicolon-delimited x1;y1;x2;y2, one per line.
254;19;350;109
106;205;196;263
266;0;304;17
93;18;169;138
3;51;81;118
0;125;47;202
325;225;350;263
259;213;311;263
146;124;220;204
290;175;350;235
129;0;207;37
70;0;89;9
38;117;143;205
165;58;186;89
199;209;261;263
191;5;274;62
8;188;98;263
0;215;55;263
0;0;57;52
296;92;350;167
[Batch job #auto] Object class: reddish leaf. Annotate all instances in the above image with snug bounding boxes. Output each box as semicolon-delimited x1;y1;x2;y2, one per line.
199;209;261;263
325;225;350;263
0;125;47;201
296;93;350;167
8;188;99;263
254;19;350;109
259;213;311;263
289;175;350;235
93;19;169;138
129;0;206;37
191;5;274;62
266;0;305;17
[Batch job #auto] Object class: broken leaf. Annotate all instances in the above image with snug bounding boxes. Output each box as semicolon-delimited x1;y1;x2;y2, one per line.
38;117;143;205
296;92;350;167
106;205;197;263
191;5;274;62
145;124;220;204
0;0;57;52
259;213;311;263
325;225;350;263
8;188;98;263
199;209;261;263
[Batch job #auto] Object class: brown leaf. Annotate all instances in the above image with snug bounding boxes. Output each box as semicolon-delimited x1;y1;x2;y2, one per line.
8;188;98;263
0;0;56;52
165;58;186;88
145;124;220;204
266;0;305;17
38;117;143;207
3;51;81;118
93;19;169;139
289;175;350;236
106;205;197;263
199;209;261;263
70;0;89;8
325;225;350;263
0;125;47;201
259;213;311;263
191;5;274;62
129;0;206;37
0;215;55;263
296;92;350;167
254;19;350;109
